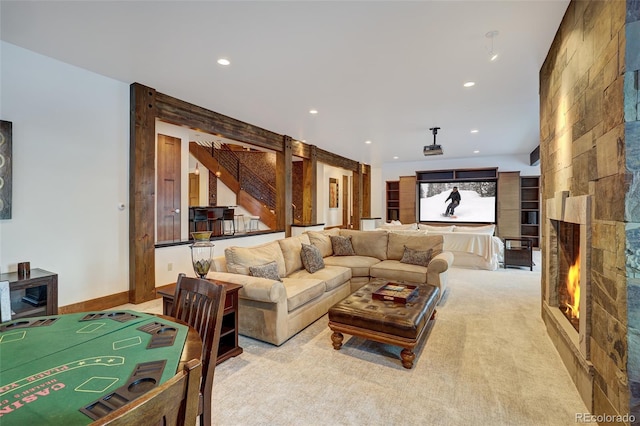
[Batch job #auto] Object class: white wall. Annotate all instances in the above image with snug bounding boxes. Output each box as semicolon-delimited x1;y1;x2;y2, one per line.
377;154;540;221
0;42;130;305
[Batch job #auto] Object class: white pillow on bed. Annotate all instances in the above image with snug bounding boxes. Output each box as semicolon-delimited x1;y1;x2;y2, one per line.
378;223;418;230
418;224;455;233
453;224;496;235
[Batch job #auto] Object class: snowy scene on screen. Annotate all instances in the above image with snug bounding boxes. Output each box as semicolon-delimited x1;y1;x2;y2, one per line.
419;181;496;223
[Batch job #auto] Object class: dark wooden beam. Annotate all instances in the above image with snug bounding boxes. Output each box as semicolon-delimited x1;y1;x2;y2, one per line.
316;147;359;172
155;92;282;152
130;83;157;303
302;146;317;224
276;136;293;236
361;164;371;218
291;139;310;159
352;167;361;230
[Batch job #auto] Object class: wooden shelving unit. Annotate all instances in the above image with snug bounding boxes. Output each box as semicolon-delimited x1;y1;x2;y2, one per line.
1;268;58;320
386;181;400;222
520;176;540;247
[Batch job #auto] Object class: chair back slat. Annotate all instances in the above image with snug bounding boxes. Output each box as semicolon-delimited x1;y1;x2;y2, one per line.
170;273;226;426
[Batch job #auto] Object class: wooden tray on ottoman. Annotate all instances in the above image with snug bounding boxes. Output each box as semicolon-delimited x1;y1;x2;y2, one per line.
372;283;418;304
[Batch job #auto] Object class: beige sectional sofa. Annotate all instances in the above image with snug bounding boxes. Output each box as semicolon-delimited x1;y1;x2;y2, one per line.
206;229;453;346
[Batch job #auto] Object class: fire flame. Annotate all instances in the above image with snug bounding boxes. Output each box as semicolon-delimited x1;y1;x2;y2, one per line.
566;254;580;318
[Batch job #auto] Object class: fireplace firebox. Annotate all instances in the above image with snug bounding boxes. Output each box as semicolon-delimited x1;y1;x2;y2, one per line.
556;221;580;332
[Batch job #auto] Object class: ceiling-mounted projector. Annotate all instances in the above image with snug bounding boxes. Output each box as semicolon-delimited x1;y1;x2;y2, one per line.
424;126;444;156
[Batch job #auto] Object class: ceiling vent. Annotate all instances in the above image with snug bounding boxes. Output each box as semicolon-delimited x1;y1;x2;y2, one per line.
424;127;443;156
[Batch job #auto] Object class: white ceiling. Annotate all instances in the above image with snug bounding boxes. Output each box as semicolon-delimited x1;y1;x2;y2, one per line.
0;1;569;167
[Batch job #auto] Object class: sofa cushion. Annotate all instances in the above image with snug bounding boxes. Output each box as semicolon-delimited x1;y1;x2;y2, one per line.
225;241;286;277
249;261;281;282
400;246;433;267
370;260;428;284
340;230;388;260
323;255;380;277
330;235;356;256
287;265;351;292
278;234;311;276
300;243;325;274
387;232;443;260
307;228;339;257
281;278;325;312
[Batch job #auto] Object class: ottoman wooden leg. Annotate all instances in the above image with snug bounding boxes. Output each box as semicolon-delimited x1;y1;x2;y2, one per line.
331;331;344;350
400;348;415;369
430;309;438;320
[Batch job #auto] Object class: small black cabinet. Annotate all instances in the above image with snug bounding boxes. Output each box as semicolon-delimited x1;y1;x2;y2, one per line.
1;268;58;320
503;238;533;271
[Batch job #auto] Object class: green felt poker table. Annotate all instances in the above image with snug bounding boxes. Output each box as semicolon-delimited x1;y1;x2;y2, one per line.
0;310;201;425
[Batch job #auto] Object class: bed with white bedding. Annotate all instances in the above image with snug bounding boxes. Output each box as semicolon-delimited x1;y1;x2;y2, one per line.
429;231;504;270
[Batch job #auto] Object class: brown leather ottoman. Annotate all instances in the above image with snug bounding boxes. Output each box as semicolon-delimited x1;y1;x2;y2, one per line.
328;279;439;369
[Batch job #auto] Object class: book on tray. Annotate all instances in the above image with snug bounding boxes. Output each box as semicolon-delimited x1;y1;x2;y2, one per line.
372;283;418;304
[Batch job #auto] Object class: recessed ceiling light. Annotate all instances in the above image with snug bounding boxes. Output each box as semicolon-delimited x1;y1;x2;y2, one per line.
474;150;480;154
393;156;399;160
309;109;318;114
217;58;230;66
463;81;475;88
365;140;372;144
470;129;479;134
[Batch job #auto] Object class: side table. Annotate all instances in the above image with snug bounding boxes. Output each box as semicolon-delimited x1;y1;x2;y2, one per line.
156;280;243;365
0;268;58;319
503;238;534;271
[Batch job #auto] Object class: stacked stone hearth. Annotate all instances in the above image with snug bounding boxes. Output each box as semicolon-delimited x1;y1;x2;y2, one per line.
539;1;640;423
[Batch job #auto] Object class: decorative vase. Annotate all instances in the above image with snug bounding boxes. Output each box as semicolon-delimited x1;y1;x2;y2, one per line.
190;231;214;279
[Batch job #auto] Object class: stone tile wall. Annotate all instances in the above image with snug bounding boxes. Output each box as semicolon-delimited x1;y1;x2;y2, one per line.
625;1;640;421
540;0;638;422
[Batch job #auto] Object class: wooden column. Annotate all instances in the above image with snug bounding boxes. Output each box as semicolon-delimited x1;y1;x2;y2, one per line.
276;136;293;236
129;83;157;303
399;176;416;224
352;166;361;230
302;146;317;224
361;164;371;218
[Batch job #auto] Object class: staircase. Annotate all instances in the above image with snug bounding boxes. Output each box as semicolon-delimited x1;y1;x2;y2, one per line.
189;142;277;230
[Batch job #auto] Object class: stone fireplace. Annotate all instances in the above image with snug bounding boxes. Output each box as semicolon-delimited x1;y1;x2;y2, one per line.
543;192;593;407
539;1;639;422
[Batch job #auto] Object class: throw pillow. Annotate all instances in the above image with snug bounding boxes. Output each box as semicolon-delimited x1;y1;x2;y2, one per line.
248;261;281;281
330;235;356;256
400;246;433;267
300;243;325;274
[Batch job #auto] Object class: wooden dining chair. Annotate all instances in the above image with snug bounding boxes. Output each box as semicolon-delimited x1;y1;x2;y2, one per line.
171;273;227;426
91;358;202;426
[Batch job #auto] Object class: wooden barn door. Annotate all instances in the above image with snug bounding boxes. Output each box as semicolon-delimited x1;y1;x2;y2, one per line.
157;134;181;241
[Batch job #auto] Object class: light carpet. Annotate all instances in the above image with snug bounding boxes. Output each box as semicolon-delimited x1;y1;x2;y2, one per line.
117;252;596;426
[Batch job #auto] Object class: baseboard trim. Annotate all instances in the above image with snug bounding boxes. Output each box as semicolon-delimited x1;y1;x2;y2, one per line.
59;291;130;314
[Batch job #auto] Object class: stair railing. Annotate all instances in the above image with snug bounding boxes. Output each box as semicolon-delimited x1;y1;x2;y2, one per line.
215;145;276;211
